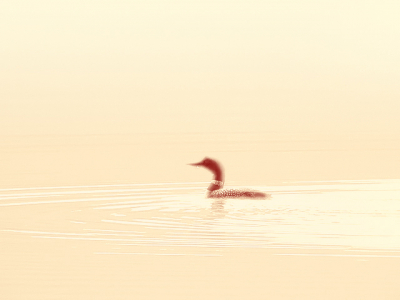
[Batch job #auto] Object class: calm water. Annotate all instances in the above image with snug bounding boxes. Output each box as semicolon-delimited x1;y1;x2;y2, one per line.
2;133;400;258
2;179;400;256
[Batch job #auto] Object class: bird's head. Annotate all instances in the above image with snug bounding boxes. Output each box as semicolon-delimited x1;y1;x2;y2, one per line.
189;157;223;175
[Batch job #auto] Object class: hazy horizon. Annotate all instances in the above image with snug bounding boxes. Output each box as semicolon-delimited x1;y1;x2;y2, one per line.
2;1;400;136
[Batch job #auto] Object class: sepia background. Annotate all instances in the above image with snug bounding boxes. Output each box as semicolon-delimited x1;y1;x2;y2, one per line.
1;0;400;137
1;1;400;299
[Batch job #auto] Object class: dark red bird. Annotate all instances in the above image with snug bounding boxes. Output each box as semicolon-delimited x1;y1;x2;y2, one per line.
190;157;268;199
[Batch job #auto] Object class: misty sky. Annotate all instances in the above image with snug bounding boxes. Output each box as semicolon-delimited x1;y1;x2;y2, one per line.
1;1;400;135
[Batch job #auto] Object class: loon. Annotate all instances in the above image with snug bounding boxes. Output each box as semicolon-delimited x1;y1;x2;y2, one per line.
189;157;268;199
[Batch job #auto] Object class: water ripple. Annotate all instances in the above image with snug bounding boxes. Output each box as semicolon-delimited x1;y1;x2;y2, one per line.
2;180;400;255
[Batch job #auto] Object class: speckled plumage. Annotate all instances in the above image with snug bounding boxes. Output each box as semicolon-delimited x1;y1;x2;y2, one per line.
190;157;269;199
209;188;267;199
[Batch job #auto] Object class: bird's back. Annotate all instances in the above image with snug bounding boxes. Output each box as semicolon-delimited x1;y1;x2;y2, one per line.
209;188;268;199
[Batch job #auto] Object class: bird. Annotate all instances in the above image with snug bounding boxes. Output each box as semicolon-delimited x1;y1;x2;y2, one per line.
189;157;269;199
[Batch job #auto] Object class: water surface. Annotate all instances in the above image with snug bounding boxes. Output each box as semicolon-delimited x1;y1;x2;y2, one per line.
2;179;400;256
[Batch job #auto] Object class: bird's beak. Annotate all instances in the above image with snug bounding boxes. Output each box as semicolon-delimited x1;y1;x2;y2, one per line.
188;161;203;168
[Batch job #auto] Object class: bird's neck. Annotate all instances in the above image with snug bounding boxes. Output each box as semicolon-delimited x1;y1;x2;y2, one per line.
207;169;224;192
211;168;223;182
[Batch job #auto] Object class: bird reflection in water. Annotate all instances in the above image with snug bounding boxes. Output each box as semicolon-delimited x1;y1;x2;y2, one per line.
211;198;227;217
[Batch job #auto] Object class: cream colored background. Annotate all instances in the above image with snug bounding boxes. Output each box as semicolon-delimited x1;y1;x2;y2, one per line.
2;2;400;300
1;1;400;136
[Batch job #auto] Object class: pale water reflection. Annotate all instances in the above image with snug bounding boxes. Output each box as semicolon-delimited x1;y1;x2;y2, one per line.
2;180;400;255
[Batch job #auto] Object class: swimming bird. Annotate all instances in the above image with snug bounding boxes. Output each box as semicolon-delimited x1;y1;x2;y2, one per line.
189;157;268;199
